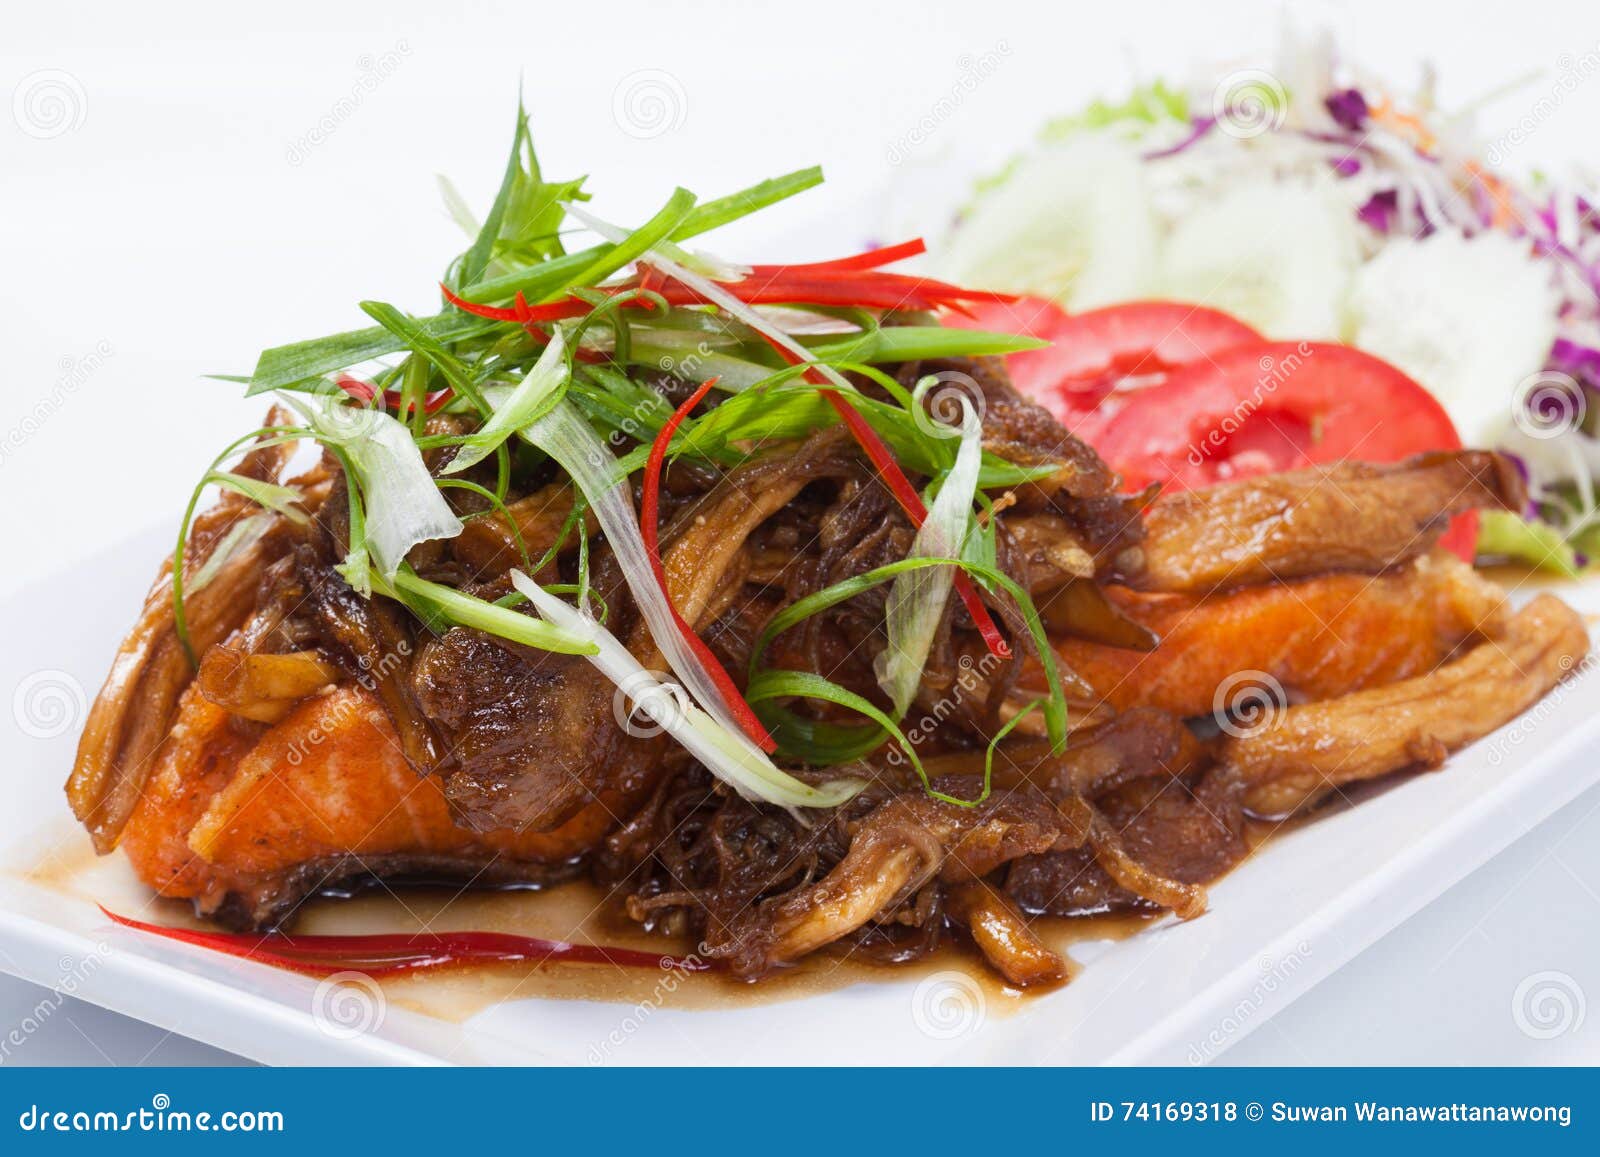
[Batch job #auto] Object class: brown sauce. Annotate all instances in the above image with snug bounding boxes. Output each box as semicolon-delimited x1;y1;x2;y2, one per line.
16;830;1155;1022
16;726;1450;1027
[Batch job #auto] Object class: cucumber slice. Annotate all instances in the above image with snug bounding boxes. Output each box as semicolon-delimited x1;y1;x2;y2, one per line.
938;135;1156;310
1153;180;1360;339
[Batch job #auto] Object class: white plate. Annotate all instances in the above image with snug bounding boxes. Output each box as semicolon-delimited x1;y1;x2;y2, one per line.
3;526;1598;1066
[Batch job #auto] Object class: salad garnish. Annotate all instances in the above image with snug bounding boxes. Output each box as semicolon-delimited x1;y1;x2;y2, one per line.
942;39;1600;571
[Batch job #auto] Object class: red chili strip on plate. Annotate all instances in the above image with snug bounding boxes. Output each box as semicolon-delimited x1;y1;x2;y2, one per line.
99;906;710;979
641;376;778;753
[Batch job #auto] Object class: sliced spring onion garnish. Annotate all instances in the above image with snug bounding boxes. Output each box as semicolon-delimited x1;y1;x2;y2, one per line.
749;554;1070;754
186;511;277;596
445;326;569;474
511;571;863;811
744;670;1044;808
874;383;983;717
379;566;596;656
566;203;862;394
204;471;310;526
174;425;314;664
520;399;776;754
282;393;464;586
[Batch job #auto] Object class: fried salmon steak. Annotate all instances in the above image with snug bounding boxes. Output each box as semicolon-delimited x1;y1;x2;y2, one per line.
68;367;1590;983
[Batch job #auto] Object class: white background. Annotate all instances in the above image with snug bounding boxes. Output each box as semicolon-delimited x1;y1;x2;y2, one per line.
3;0;1599;1064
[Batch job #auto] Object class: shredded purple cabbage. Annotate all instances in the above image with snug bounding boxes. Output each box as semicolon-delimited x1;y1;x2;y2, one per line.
1324;89;1369;132
1549;337;1600;391
1357;189;1399;233
1142;116;1217;161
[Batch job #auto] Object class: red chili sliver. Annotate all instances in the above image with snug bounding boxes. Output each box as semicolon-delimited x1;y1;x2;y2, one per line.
99;905;709;979
439;239;1008;326
641;377;778;753
335;375;453;417
773;238;928;274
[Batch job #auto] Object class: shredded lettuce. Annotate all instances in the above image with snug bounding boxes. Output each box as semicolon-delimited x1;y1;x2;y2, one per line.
283;393;464;589
1477;510;1589;577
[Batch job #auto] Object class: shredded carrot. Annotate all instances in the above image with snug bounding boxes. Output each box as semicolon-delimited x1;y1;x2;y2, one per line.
1466;162;1522;231
1369;96;1437;152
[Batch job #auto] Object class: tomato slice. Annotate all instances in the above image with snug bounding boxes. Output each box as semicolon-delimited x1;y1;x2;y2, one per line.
949;300;1262;444
1091;342;1478;560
